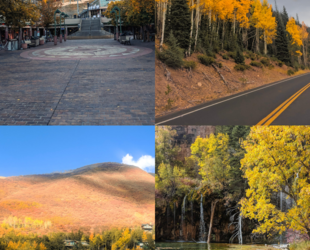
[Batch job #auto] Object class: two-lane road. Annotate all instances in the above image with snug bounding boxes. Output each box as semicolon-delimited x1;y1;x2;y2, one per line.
155;73;310;125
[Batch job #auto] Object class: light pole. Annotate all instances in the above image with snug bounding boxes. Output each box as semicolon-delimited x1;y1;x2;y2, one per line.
54;9;61;45
59;12;65;43
110;6;122;41
63;14;69;41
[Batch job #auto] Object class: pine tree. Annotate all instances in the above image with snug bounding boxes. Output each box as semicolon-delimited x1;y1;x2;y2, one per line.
215;126;250;200
159;31;184;68
275;13;290;63
235;49;245;64
166;0;191;49
282;6;289;26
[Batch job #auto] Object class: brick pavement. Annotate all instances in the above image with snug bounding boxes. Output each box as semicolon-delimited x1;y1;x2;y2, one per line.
0;39;155;125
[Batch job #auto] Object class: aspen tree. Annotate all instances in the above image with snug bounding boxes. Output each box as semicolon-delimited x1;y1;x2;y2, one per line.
300;22;309;66
286;17;303;57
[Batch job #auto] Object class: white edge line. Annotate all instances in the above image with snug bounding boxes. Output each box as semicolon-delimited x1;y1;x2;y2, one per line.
156;73;310;125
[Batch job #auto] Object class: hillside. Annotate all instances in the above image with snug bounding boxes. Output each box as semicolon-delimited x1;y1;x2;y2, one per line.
0;163;154;234
155;43;310;118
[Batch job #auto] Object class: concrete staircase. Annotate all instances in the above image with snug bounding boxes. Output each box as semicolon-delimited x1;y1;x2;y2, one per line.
68;18;113;39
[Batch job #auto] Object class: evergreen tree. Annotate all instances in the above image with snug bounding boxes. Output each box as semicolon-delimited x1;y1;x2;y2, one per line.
282;6;289;26
215;126;251;200
275;13;290;63
235;49;245;64
166;0;191;49
158;31;184;68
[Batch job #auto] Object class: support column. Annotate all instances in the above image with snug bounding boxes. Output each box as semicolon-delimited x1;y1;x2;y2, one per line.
60;31;62;43
54;28;57;45
19;27;22;50
116;26;119;40
64;27;67;41
5;26;8;40
30;27;32;37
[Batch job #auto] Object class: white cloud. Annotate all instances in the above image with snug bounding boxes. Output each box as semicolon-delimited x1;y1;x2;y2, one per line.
122;154;155;171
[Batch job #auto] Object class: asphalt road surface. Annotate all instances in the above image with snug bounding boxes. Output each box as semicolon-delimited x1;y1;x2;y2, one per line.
156;73;310;125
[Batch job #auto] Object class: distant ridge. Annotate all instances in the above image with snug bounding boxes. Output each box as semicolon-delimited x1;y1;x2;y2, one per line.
0;162;155;233
20;162;139;178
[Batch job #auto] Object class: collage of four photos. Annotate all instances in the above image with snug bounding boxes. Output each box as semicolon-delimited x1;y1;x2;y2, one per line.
1;0;310;249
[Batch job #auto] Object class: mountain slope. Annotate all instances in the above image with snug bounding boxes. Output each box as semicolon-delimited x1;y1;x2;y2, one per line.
0;163;154;233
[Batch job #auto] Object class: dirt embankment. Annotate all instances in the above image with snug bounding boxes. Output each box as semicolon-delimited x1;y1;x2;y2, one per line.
155;42;310;118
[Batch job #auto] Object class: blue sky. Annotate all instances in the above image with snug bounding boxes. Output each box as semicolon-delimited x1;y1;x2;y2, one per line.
0;126;155;177
276;0;310;26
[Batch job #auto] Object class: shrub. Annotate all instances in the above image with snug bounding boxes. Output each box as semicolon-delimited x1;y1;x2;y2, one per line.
235;49;245;64
227;51;236;59
157;31;184;68
222;54;229;60
301;65;306;70
197;55;215;66
270;56;279;62
183;60;197;70
206;50;216;58
250;54;256;60
268;64;275;70
234;64;251;71
289;241;310;250
287;69;295;76
278;61;283;67
213;45;220;53
260;58;271;66
250;61;263;68
218;63;223;68
293;62;300;71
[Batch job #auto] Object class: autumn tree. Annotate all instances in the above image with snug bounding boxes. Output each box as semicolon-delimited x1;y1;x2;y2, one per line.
286;17;303;59
251;0;276;54
155;126;180;173
38;0;62;30
300;22;309;66
156;0;169;49
191;133;232;243
0;0;40;47
241;126;310;238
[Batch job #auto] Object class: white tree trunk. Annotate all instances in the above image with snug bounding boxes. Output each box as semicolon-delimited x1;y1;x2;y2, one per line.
303;44;307;66
256;27;260;53
194;0;200;51
160;0;167;51
188;0;194;55
264;31;267;55
233;13;236;34
222;20;225;49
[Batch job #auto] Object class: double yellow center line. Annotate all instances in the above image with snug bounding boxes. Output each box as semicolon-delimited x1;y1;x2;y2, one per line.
257;82;310;125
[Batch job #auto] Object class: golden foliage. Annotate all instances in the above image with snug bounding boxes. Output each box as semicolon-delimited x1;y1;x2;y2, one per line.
240;126;310;237
0;200;41;210
287;17;303;47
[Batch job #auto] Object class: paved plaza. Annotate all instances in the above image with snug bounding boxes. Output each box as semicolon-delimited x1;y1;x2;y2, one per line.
0;39;155;125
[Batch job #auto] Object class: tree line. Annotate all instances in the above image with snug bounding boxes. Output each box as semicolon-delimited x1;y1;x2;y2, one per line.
0;0;62;36
0;226;155;250
155;0;309;70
